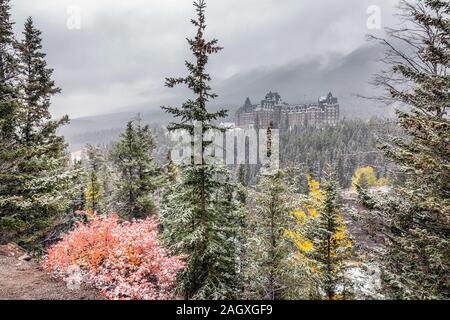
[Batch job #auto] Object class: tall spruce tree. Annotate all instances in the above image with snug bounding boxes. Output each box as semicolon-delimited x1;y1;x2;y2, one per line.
237;164;248;204
83;145;110;214
0;0;20;162
243;171;295;299
0;0;21;238
363;0;450;299
243;120;295;299
0;0;18;96
69;159;87;214
17;16;71;247
18;17;65;145
0;7;72;248
85;171;101;214
310;172;353;299
160;0;239;299
287;174;353;300
109;118;159;219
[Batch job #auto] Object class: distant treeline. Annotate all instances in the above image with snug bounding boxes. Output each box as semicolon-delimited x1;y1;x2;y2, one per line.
233;118;396;189
68;117;395;191
280;118;397;189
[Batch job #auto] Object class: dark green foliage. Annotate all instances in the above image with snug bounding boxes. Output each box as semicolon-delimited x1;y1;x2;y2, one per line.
0;0;19;95
310;171;353;300
18;17;64;145
236;164;248;204
109;118;160;219
160;0;239;299
361;0;450;299
68;160;86;213
83;144;114;214
0;6;71;249
243;171;294;300
160;165;240;299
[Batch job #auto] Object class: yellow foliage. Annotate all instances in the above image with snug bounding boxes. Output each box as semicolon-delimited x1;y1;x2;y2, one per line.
293;209;307;222
287;176;352;273
308;177;324;204
331;226;352;250
297;239;314;252
286;177;324;256
308;208;318;218
287;176;354;300
377;177;389;187
351;166;379;190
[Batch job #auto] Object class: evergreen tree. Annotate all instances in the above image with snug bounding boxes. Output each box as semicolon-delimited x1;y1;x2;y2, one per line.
312;172;353;299
83;145;109;214
0;9;72;248
0;0;21;234
287;174;353;300
160;0;239;299
18;17;65;145
68;159;86;214
243;171;294;299
0;0;18;145
109;118;160;219
85;171;101;214
365;0;450;299
0;0;18;98
158;151;179;237
237;164;248;204
164;150;179;184
160;165;240;299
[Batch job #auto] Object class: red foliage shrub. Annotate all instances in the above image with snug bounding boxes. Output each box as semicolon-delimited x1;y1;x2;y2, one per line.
42;212;185;300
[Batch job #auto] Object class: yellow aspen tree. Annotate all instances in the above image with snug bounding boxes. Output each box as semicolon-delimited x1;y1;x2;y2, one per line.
351;166;378;190
287;173;353;299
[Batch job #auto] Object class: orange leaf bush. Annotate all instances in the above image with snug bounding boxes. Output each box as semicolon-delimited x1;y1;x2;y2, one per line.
42;212;185;300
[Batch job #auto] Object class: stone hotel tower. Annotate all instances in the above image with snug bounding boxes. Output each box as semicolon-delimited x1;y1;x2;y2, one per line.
236;91;340;129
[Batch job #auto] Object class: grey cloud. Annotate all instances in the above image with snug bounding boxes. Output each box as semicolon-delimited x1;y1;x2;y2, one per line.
11;0;399;119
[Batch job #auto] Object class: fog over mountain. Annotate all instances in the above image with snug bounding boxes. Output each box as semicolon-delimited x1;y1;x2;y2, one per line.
60;42;394;150
11;0;398;113
214;43;391;118
9;0;400;148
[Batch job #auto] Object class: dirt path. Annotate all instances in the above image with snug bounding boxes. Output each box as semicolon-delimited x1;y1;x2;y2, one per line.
0;244;101;300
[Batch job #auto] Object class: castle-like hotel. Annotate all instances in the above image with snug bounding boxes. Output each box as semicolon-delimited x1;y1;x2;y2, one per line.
236;91;340;129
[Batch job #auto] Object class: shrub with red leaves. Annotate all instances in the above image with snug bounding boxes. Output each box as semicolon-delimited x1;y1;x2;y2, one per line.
42;212;185;300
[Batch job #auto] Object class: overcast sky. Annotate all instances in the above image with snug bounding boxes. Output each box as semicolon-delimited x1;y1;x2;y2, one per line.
12;0;400;119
